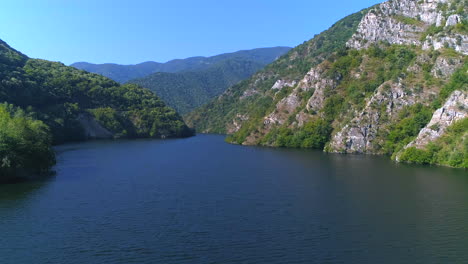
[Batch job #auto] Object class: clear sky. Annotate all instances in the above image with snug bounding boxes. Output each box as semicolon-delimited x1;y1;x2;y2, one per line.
0;0;381;65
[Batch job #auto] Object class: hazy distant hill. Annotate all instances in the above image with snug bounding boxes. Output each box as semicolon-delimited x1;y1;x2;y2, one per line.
71;47;291;83
129;58;269;114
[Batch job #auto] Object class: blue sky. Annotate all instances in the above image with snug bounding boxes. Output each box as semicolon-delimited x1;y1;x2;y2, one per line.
0;0;381;65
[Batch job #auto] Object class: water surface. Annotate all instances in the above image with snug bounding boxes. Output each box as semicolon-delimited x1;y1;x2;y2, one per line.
0;135;467;263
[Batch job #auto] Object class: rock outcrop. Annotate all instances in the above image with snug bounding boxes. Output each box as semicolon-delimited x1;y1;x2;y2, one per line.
422;34;468;55
264;65;337;128
187;0;467;167
227;114;250;134
77;114;114;139
446;14;462;26
431;56;464;77
348;0;467;55
328;80;430;153
264;92;301;127
299;67;337;113
401;90;467;150
271;80;297;90
347;11;424;49
347;0;443;49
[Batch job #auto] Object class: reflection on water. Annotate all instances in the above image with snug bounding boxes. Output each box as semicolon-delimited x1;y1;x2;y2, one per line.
0;180;50;203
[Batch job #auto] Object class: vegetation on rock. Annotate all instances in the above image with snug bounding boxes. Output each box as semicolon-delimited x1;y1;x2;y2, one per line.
399;118;468;168
186;8;370;133
186;0;467;168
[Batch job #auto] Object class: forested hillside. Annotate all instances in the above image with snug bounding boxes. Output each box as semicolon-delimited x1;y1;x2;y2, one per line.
0;39;193;181
73;47;291;114
186;8;370;133
129;58;266;114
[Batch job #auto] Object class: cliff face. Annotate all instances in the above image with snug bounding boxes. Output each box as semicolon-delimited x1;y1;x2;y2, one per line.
327;0;466;155
329;80;424;154
348;0;467;53
399;90;467;151
77;114;114;139
187;0;467;167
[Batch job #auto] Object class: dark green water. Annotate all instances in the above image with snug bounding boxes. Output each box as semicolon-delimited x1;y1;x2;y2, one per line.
0;135;467;264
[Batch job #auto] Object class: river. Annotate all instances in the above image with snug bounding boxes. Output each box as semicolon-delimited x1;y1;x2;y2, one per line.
0;135;467;263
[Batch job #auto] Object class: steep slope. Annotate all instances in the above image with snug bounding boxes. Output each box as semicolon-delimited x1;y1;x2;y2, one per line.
0;38;193;144
71;47;291;83
186;8;371;133
397;89;467;167
128;58;266;114
186;0;467;168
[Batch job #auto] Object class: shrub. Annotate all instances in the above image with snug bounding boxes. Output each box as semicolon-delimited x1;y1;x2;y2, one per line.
399;147;433;164
384;104;432;154
0;103;55;181
398;118;468;168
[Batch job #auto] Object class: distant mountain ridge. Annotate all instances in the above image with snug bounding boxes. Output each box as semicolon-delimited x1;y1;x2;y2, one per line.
71;47;291;83
129;58;269;114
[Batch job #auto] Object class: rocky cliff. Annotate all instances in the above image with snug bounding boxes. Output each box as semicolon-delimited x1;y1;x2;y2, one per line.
77;114;114;139
397;89;467;154
187;0;467;168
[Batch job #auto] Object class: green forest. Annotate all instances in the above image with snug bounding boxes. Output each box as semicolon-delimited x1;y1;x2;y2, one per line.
129;58;267;114
0;103;55;181
0;39;193;181
71;47;291;83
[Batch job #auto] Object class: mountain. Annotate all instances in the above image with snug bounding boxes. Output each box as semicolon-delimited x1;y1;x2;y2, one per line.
70;61;162;84
0;38;193;181
71;47;292;83
128;58;267;114
73;47;291;114
186;0;467;168
0;38;193;142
